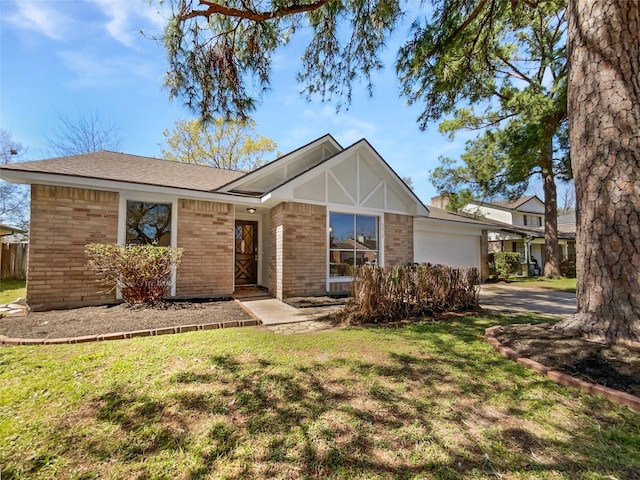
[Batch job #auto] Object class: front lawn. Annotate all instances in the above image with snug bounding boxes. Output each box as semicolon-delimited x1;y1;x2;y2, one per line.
1;315;638;479
507;276;577;293
0;279;26;304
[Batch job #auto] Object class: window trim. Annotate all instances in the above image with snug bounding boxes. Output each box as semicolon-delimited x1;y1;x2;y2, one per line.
118;192;179;297
327;208;383;289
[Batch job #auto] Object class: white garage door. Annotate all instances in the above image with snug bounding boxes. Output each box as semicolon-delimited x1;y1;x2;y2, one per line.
413;224;481;270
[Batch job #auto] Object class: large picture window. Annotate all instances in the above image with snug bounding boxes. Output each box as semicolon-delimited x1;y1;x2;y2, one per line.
329;212;378;278
126;201;172;246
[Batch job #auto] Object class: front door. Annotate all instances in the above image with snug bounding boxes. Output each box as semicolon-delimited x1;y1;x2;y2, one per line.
235;220;258;285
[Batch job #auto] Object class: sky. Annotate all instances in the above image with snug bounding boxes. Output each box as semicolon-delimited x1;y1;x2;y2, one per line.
0;0;477;205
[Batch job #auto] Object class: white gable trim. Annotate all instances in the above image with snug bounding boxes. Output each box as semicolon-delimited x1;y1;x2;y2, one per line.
264;139;429;216
217;134;342;193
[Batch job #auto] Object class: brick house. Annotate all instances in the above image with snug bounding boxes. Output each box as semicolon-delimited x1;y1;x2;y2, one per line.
0;135;490;311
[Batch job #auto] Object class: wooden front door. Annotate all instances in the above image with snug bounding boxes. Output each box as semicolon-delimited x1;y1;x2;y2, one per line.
235;220;258;285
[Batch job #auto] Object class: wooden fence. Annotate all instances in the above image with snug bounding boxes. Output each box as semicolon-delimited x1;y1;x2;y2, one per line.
1;242;28;280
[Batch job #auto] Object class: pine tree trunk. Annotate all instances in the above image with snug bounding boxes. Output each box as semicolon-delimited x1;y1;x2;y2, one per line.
562;0;640;342
542;136;560;278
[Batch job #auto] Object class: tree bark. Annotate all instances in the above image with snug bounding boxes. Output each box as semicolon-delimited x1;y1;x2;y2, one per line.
561;0;640;342
542;135;561;278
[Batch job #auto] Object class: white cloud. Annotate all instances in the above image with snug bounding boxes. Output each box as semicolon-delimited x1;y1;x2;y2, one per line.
58;49;159;88
302;105;378;146
88;0;168;48
5;1;72;40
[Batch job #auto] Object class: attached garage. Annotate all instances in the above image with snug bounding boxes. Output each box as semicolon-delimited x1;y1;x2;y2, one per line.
413;208;490;277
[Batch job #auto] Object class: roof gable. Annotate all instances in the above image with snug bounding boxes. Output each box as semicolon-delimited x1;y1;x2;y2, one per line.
217;134;342;195
264;139;429;216
486;195;545;212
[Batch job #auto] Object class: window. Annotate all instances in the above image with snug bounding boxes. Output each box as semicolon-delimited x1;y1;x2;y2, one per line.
523;215;542;227
329;212;378;278
126;201;172;246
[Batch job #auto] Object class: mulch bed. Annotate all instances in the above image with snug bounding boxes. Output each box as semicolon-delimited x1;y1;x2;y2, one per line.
0;300;253;339
495;322;640;396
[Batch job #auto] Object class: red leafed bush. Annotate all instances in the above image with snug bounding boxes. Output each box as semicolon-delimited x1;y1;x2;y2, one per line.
85;243;183;305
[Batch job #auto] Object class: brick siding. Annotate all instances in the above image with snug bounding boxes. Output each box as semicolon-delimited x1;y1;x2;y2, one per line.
176;199;234;297
384;213;414;266
27;185;119;311
270;202;327;299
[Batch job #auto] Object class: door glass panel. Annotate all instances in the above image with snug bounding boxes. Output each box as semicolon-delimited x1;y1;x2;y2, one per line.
235;224;255;254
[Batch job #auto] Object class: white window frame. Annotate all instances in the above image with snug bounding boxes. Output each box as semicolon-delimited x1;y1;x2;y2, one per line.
327;207;384;289
117;192;179;297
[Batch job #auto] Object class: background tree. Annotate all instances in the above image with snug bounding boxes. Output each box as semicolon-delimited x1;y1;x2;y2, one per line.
160;118;277;171
401;176;414;191
558;181;575;215
47;110;123;156
0;130;29;227
407;0;568;277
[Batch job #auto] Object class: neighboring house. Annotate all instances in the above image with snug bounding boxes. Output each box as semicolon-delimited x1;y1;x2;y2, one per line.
453;195;576;274
0;134;491;311
0;223;25;239
0;223;27;280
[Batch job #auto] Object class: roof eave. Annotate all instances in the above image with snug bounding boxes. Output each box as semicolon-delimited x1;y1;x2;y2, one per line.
0;170;261;205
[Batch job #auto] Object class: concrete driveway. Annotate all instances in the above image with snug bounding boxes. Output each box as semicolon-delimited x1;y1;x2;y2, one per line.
479;283;577;318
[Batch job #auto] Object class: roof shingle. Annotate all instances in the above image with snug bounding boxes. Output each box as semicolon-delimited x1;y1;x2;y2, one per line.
0;151;246;192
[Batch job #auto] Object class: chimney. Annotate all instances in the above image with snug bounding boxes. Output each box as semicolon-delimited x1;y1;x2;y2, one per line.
430;195;449;209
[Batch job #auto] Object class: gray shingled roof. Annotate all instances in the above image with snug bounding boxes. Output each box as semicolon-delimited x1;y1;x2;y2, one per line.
0;151;247;192
487;195;540;211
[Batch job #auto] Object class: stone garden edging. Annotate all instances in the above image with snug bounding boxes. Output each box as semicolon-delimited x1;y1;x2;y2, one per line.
485;325;640;413
0;318;261;346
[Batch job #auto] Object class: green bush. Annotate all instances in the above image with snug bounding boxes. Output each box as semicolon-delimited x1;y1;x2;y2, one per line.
344;264;480;324
85;243;184;305
560;257;576;278
488;252;521;280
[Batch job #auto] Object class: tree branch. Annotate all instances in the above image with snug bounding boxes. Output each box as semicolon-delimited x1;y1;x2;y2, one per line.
179;0;331;22
497;54;533;84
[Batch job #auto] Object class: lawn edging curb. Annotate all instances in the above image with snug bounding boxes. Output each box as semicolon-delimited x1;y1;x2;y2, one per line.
485;325;640;413
0;318;262;346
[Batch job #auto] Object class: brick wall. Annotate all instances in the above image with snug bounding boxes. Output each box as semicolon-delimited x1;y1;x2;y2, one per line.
28;185;119;311
270;202;326;299
384;213;414;266
176;199;234;297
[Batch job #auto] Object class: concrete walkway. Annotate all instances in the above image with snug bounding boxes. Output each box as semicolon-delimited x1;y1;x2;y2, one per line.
238;297;343;334
479;283;577;318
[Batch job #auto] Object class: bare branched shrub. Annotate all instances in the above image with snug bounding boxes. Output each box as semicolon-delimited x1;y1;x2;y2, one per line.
85;243;183;305
345;264;480;324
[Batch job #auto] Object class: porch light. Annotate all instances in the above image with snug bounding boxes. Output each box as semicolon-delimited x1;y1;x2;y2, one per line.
246;207;257;214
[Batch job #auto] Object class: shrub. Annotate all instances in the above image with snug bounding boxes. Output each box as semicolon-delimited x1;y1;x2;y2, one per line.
488;252;521;280
560;257;576;278
344;264;480;324
85;243;184;305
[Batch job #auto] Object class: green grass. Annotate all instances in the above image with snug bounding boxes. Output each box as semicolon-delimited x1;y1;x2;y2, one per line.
0;279;26;304
507;276;576;293
1;315;638;479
